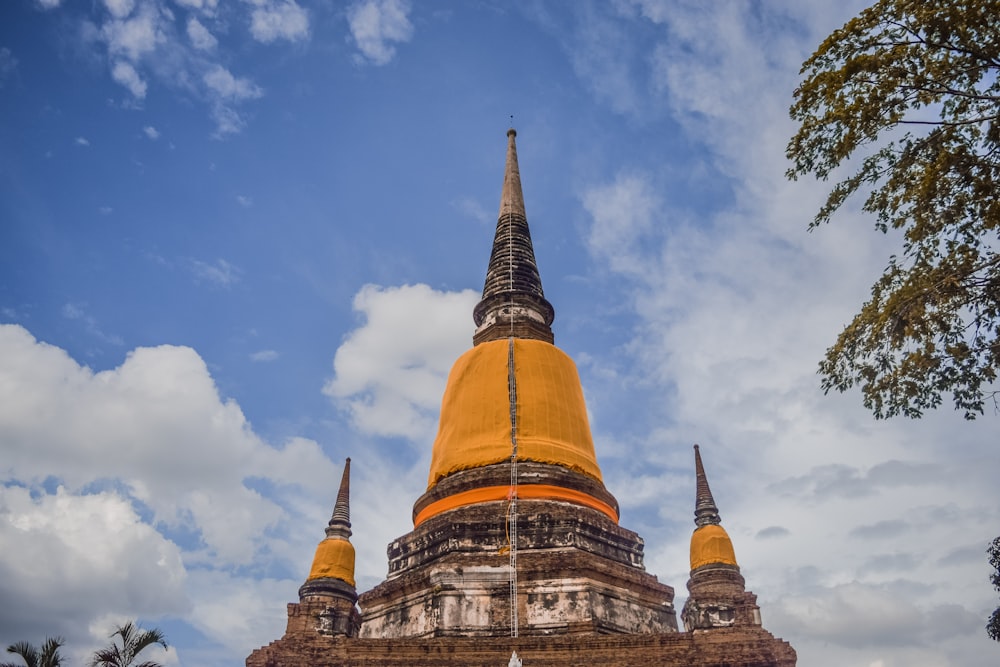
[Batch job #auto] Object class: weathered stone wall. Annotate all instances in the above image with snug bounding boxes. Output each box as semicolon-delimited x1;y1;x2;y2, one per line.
683;563;762;632
247;627;796;667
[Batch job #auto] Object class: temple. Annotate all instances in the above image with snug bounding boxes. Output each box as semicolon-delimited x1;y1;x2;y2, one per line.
246;130;796;666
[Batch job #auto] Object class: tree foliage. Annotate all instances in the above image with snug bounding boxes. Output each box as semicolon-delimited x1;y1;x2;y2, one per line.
989;536;1000;641
1;638;64;667
787;0;1000;419
89;623;167;667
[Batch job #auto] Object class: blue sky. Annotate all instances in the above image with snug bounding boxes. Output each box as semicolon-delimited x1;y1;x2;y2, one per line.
1;1;997;666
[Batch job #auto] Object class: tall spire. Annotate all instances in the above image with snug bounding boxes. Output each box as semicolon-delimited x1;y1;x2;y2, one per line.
694;445;721;527
326;457;352;539
684;445;760;632
301;457;357;594
297;460;361;637
472;129;555;346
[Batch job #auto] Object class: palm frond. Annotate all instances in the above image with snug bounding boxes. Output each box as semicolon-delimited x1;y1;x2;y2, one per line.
6;641;39;667
38;637;64;667
90;622;167;667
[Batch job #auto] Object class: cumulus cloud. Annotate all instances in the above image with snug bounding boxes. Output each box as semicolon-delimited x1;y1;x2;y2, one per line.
249;0;309;44
324;284;478;441
0;485;188;646
103;0;135;20
347;0;413;65
64;0;278;136
75;136;90;146
187;16;218;50
203;64;263;101
0;324;341;659
112;60;147;98
101;5;163;62
143;125;159;139
174;0;218;11
201;65;262;135
208;104;249;137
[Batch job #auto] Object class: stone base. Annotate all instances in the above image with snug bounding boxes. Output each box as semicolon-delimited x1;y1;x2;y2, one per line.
283;597;361;640
360;474;676;638
246;627;797;667
683;564;762;631
360;549;676;638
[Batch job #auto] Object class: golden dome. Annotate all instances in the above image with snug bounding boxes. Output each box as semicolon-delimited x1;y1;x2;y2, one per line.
307;537;356;587
690;524;738;570
427;338;603;488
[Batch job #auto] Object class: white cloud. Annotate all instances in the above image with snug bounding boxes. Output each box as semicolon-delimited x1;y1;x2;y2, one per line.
770;582;983;657
103;0;135;20
143;125;159;139
187;16;218;50
0;486;188;647
347;0;413;66
189;257;241;287
208;103;249;138
0;324;340;562
249;0;309;44
572;4;1000;665
75;136;90;146
186;571;293;655
174;0;218;11
582;172;657;277
111;60;147;98
203;64;263;101
102;6;164;62
250;349;278;362
324;284;478;441
79;0;282;136
236;194;252;207
0;324;343;662
34;0;61;8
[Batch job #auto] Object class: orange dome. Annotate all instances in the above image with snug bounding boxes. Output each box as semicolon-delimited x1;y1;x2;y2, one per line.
690;524;738;570
307;538;356;587
427;338;603;488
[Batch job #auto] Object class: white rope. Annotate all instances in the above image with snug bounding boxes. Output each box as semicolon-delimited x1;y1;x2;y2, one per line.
507;335;519;638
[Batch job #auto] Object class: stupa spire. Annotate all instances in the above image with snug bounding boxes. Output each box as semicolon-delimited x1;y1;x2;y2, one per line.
694;444;721;527
472;129;555;346
295;456;362;636
683;445;761;632
300;458;358;598
326;457;352;539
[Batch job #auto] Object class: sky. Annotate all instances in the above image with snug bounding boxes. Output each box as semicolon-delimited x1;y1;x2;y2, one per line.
1;1;998;666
